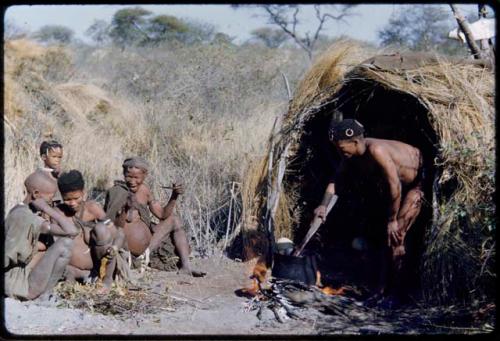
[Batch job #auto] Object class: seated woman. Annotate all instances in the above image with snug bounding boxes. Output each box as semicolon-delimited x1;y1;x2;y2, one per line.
105;157;205;277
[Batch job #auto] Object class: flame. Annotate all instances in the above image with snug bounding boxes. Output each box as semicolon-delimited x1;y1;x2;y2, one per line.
316;270;346;295
252;260;268;284
240;258;269;297
320;286;346;295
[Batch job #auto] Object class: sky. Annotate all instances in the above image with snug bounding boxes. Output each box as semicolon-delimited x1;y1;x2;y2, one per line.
4;4;483;45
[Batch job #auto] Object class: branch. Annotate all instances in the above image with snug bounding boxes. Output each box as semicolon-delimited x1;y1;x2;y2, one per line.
450;4;482;59
263;5;312;56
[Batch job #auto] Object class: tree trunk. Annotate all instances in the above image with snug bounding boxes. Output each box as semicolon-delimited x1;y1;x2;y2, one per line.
450;4;482;59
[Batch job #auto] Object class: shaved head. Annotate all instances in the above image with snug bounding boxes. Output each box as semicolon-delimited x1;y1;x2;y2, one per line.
24;170;58;195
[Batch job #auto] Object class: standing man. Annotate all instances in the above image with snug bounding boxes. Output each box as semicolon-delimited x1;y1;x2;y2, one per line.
314;119;425;304
4;170;78;300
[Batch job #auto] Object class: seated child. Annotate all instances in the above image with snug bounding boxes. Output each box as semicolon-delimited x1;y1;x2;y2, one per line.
4;170;78;300
38;140;64;206
105;157;205;277
56;170;130;293
39;140;63;179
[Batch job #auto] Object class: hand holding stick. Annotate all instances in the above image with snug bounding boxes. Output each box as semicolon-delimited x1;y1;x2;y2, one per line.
293;195;338;257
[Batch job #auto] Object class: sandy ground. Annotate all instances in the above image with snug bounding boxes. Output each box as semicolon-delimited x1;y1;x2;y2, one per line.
3;255;494;337
4;256;314;336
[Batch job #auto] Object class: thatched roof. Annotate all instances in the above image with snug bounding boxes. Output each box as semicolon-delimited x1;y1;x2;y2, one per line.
242;41;495;304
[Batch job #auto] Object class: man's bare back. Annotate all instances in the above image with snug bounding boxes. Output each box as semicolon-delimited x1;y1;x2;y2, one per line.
364;138;422;186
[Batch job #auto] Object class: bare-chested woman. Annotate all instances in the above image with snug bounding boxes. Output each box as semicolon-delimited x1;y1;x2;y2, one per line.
56;170;128;293
314;119;425;305
4;170;78;300
104;157;205;277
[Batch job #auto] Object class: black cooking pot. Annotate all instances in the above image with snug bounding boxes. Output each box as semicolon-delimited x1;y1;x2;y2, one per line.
271;253;317;285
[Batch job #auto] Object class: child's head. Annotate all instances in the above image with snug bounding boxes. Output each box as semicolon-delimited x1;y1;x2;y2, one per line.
122;157;149;193
40;140;63;170
24;170;58;204
58;170;85;213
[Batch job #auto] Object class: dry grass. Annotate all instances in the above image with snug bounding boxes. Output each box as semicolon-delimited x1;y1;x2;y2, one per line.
3;38;308;257
244;40;495;304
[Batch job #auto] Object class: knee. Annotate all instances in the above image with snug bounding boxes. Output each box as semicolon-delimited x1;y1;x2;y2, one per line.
168;215;182;230
58;238;74;259
411;190;423;205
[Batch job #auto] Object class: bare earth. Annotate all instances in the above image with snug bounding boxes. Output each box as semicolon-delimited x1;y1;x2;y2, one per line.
3;256;494;336
4;256;314;336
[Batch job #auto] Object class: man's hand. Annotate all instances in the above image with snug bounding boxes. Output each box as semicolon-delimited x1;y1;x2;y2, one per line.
314;205;327;223
105;245;119;259
31;198;51;212
171;183;184;198
387;220;403;247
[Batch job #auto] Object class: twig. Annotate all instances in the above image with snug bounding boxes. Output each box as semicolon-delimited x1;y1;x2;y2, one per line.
222;182;236;253
168;291;205;304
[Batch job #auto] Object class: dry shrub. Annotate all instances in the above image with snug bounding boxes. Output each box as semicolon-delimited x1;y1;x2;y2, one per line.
245;39;495;304
4;38;308;257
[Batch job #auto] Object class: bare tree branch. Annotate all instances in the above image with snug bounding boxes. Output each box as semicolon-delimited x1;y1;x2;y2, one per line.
450;4;482;59
254;4;357;60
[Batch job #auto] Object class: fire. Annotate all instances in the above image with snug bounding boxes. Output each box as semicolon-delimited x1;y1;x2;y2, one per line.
252;260;268;284
316;269;346;296
240;259;269;297
320;286;346;295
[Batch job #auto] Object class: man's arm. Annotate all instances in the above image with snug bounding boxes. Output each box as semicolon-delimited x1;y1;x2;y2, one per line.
148;184;184;220
87;201;108;221
32;199;78;237
314;183;336;223
370;145;403;246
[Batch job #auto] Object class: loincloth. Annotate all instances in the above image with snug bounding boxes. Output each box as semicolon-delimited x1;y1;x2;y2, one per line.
5;263;35;300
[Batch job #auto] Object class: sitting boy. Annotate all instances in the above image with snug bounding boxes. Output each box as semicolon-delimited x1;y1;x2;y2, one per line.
4;170;78;300
105;157;205;277
56;170;130;293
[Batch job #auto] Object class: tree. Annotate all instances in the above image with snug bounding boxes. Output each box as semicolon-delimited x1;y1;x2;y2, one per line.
182;20;216;44
4;19;29;40
85;19;111;46
250;27;289;48
32;25;74;44
109;7;152;48
378;5;468;56
146;14;189;43
212;32;236;45
235;5;357;59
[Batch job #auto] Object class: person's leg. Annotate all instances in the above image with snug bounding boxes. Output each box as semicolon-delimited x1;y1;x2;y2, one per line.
150;215;205;277
64;264;91;282
394;188;423;271
27;237;74;299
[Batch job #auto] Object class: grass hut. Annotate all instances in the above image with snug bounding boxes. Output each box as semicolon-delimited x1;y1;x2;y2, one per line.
241;41;495;305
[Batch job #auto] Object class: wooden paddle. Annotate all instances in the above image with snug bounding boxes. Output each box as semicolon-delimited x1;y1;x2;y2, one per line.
293;194;338;256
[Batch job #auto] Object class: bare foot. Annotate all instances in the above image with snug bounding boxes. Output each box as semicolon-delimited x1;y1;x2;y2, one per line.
177;267;206;277
96;285;111;295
